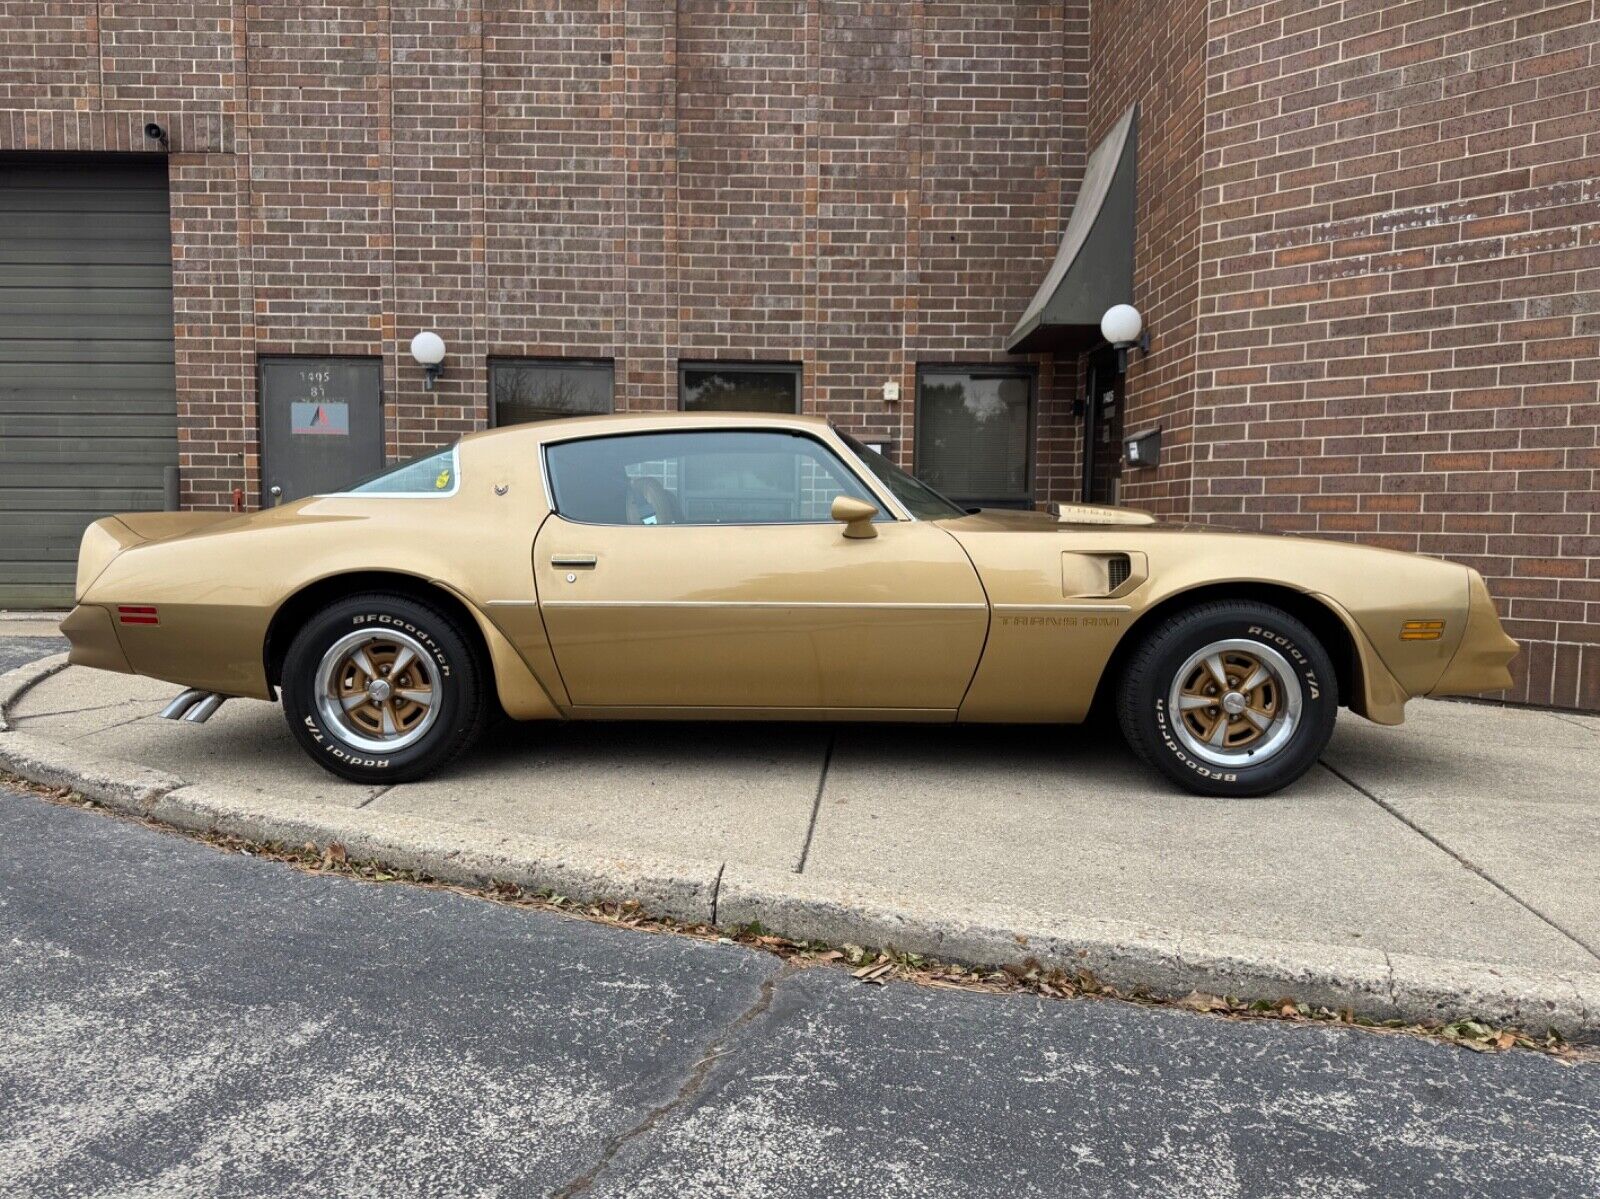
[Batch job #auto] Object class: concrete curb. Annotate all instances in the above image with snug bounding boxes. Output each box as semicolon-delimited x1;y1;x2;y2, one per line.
150;783;722;925
1;722;1595;1039
0;730;182;806
0;652;70;733
715;866;1593;1036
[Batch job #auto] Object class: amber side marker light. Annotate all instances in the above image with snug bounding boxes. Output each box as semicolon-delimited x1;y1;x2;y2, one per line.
117;606;159;626
1401;619;1444;641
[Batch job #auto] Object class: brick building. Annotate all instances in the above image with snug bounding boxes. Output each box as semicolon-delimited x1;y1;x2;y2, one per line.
0;1;1595;710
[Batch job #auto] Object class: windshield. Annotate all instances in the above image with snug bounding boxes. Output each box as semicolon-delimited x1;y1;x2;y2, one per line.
839;432;966;520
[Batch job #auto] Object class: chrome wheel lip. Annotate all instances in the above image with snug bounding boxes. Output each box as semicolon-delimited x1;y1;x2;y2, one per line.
314;628;441;755
1167;638;1303;768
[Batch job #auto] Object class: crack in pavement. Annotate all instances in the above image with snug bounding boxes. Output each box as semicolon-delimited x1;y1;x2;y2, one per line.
794;733;834;874
710;862;726;925
13;699;165;725
550;962;797;1198
1548;711;1599;737
356;785;393;809
1321;760;1600;965
67;710;164;741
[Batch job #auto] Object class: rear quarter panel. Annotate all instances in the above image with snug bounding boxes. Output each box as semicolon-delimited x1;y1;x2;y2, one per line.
76;431;564;712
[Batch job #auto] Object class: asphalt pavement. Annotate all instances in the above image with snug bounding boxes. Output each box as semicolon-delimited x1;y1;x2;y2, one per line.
2;786;1596;1199
0;633;64;676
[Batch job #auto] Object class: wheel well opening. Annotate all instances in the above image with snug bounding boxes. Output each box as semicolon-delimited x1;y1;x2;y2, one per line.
1086;583;1358;720
264;571;492;691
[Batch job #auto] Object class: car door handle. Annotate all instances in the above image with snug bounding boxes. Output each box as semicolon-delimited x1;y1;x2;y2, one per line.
551;554;597;569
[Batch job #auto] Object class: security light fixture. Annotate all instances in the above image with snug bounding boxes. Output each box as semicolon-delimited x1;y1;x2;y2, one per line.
1101;304;1149;373
410;330;446;390
144;122;169;149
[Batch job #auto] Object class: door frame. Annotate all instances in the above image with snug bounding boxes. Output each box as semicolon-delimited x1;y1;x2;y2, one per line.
1081;348;1124;504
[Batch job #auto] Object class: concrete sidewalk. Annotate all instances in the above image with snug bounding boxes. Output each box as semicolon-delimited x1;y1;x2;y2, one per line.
4;644;1599;1035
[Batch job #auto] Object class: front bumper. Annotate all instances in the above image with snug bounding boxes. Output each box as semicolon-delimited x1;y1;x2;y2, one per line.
1430;571;1518;698
60;604;134;675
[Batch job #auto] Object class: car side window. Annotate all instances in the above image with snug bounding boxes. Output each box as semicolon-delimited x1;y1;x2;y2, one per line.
545;430;880;526
344;446;457;495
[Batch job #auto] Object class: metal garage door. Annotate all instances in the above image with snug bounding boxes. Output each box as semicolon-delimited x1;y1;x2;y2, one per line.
0;154;177;609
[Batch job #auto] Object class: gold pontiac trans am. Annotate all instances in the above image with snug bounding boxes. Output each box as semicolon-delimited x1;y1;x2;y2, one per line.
62;413;1518;797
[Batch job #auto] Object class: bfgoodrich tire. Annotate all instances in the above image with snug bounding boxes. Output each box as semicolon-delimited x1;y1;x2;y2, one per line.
281;593;487;784
1116;602;1338;798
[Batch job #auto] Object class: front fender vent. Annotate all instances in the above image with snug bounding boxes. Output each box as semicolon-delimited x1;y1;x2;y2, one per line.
1106;554;1131;591
1062;551;1145;598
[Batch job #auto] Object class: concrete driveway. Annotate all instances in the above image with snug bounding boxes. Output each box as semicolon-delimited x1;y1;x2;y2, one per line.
7;653;1599;996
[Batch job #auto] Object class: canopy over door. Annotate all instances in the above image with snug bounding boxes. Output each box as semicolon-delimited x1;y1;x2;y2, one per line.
1005;104;1138;354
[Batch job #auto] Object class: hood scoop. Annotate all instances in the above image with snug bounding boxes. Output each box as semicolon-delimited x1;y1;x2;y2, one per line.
1054;502;1157;527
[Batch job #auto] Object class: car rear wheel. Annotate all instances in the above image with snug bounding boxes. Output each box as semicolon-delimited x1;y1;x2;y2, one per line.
281;593;487;783
1116;601;1338;797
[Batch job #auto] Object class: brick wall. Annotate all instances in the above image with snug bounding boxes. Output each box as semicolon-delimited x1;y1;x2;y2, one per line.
1;1;1087;510
486;1;624;383
1086;0;1209;518
1194;0;1600;710
917;1;1085;496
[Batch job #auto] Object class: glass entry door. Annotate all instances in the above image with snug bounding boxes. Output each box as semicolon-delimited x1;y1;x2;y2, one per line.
1082;348;1124;504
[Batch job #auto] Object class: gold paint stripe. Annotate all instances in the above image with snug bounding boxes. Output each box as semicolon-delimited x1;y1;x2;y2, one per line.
992;603;1133;613
537;600;988;610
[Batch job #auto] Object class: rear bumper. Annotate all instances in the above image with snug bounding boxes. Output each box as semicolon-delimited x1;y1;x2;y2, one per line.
60;604;133;675
1430;571;1518;698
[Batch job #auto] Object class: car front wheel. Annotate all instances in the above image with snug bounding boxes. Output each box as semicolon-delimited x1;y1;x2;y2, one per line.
281;593;487;784
1116;601;1338;797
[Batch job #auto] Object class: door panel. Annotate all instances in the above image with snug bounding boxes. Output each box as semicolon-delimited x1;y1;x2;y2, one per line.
533;517;988;710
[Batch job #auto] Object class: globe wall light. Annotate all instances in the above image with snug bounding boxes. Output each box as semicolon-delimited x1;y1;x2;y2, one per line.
410;330;446;390
1100;304;1149;373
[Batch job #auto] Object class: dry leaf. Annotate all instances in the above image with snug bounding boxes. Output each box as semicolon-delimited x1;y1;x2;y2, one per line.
853;960;894;983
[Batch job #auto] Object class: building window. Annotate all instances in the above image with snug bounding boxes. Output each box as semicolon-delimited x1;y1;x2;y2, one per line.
491;359;613;425
679;362;800;413
915;366;1035;508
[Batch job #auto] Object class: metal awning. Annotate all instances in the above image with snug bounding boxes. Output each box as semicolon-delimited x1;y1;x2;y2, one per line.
1005;103;1138;354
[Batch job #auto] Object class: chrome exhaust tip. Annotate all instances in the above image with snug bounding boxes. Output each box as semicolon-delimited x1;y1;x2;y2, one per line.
181;693;226;724
160;689;210;721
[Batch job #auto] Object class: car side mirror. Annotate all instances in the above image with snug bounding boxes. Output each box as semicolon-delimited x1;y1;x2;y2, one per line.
831;495;879;539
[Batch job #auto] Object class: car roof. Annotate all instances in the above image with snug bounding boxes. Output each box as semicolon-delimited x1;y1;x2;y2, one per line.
460;410;835;447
